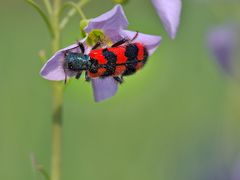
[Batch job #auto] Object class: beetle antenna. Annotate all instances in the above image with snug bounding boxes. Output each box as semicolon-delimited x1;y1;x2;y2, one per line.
63;67;67;84
63;53;68;84
76;41;85;54
64;73;67;84
131;31;139;42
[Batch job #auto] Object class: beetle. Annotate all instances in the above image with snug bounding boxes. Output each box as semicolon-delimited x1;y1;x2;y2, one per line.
63;32;149;84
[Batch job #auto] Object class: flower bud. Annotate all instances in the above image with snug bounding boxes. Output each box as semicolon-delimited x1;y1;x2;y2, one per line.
80;19;89;38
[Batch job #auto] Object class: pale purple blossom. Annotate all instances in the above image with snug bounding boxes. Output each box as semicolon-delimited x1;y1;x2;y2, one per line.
207;25;237;73
202;157;240;180
40;5;161;102
152;0;182;39
231;156;240;180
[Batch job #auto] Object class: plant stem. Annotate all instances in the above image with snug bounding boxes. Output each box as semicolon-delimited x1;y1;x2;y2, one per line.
43;0;52;15
62;2;87;20
52;0;61;52
51;1;63;180
51;82;64;180
60;0;89;29
26;0;54;37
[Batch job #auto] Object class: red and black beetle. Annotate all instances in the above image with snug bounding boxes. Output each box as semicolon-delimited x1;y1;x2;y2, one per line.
63;32;149;83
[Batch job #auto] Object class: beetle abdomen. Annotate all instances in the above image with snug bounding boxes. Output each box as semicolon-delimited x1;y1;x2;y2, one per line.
88;43;149;78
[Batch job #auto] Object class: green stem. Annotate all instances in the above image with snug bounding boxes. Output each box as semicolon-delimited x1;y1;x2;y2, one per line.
51;1;63;180
43;0;52;15
60;0;89;29
51;82;64;180
26;0;54;37
62;2;87;20
52;0;61;52
28;0;90;179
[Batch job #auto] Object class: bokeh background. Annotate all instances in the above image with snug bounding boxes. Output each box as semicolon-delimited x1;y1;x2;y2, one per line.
1;0;240;180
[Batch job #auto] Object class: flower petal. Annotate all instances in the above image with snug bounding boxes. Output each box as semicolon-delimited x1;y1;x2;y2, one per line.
91;77;118;102
207;25;236;73
85;5;128;34
40;51;67;81
232;156;240;180
40;39;88;81
152;0;182;39
120;30;162;55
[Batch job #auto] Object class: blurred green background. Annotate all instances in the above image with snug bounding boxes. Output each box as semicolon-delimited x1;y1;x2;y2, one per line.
1;0;240;180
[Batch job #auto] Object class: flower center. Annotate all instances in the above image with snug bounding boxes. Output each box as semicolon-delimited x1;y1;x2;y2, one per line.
86;29;112;47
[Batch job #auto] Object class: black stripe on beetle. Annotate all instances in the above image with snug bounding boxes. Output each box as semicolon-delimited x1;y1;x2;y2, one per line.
123;44;139;76
89;59;99;73
102;48;117;76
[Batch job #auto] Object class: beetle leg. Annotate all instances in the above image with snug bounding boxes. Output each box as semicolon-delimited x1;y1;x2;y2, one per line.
92;41;102;50
64;71;67;84
63;50;69;57
111;38;128;47
63;42;85;55
111;31;139;47
75;72;82;79
130;31;139;42
85;71;91;82
113;76;124;84
78;42;85;54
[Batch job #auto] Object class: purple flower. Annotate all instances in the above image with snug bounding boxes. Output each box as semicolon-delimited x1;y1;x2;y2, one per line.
232;156;240;180
202;156;240;180
207;25;237;74
152;0;182;39
40;5;161;102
